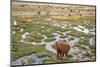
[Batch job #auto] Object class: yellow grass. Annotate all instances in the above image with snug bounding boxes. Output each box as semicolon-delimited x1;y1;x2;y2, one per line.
50;16;95;21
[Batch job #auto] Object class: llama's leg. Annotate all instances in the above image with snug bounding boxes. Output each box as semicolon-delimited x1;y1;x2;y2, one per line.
65;51;68;56
57;48;60;59
65;49;70;56
60;51;64;60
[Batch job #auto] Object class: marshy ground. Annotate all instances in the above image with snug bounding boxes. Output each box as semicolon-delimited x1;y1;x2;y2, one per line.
11;17;96;65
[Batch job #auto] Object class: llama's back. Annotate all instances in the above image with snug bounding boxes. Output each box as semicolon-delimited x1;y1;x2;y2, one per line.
55;40;70;52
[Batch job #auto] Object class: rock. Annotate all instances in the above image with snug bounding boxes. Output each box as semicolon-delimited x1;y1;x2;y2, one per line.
21;58;33;65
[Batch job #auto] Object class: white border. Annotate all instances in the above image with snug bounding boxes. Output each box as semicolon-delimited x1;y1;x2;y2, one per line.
0;0;100;67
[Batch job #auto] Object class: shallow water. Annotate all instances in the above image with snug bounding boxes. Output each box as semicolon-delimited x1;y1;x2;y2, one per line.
21;32;29;39
13;20;17;26
74;25;89;34
89;38;95;45
20;28;24;32
20;31;82;54
12;54;48;65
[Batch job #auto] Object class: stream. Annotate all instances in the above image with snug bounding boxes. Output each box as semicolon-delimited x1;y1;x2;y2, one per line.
12;54;48;65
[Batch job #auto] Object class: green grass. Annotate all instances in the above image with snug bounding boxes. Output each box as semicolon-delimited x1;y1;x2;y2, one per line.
60;35;68;38
79;38;89;45
43;58;56;63
67;55;73;58
12;43;48;61
12;32;22;43
25;33;43;43
36;53;47;58
12;42;35;60
69;37;75;40
87;33;95;38
44;37;56;42
74;44;87;50
89;45;95;53
41;32;55;37
25;36;42;43
67;29;86;37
